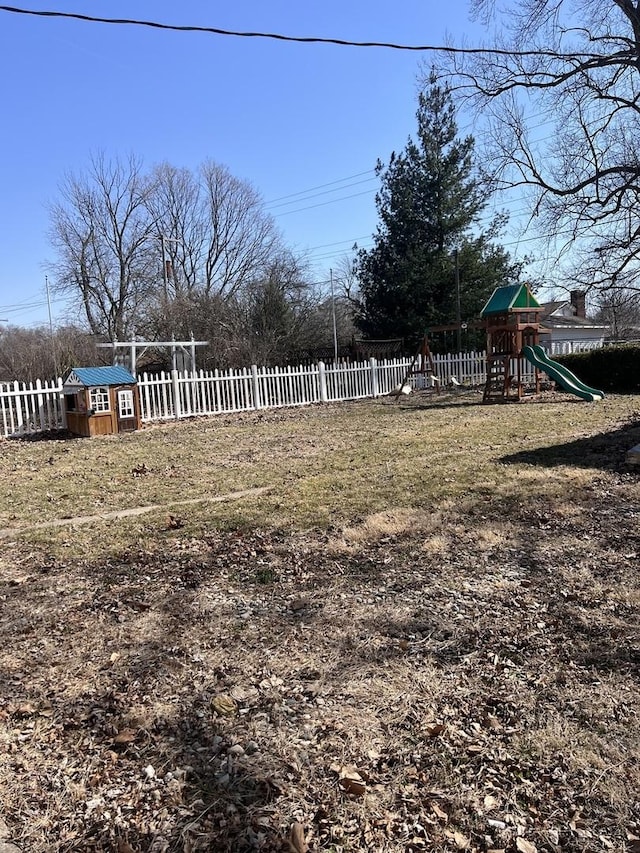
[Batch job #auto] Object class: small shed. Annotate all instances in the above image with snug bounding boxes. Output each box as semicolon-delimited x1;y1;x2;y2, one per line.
62;366;141;437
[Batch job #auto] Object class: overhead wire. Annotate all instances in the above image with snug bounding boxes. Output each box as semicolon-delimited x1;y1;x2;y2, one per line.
271;188;376;217
266;177;378;211
0;5;613;58
0;1;622;309
266;171;376;205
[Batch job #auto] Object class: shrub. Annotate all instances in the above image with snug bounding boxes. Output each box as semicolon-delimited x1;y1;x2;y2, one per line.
556;344;640;393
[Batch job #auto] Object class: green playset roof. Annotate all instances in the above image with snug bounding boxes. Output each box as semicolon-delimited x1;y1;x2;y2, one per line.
481;284;540;317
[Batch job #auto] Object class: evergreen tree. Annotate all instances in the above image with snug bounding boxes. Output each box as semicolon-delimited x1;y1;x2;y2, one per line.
355;76;520;347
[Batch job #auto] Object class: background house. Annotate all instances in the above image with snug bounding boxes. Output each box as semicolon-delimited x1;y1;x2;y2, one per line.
540;290;608;352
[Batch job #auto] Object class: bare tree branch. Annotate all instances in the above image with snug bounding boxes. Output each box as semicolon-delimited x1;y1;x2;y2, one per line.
437;0;640;293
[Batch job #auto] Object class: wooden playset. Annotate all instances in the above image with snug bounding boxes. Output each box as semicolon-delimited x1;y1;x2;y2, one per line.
397;283;603;403
479;283;546;402
398;283;566;402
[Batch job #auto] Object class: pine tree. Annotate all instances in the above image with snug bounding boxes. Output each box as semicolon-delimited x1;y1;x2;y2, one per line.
355;76;519;347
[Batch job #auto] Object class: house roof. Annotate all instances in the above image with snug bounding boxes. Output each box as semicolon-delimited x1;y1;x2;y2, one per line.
481;284;541;316
540;301;608;329
63;366;137;387
540;301;566;319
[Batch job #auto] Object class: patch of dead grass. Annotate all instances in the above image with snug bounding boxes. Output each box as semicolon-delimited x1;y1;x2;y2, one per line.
0;395;639;850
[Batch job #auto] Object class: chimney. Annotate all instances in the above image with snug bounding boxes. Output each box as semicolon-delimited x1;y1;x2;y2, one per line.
570;289;586;319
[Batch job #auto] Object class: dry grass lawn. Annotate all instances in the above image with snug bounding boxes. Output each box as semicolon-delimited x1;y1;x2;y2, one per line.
0;390;639;852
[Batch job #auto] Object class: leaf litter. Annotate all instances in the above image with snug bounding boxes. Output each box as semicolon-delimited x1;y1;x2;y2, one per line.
0;399;639;851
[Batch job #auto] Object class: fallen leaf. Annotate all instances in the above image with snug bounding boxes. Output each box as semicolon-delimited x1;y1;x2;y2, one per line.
454;831;469;849
211;695;238;716
484;794;499;810
431;801;448;822
109;652;121;664
114;728;137;745
338;766;367;797
166;513;184;529
424;722;445;737
288;822;308;853
516;839;538;853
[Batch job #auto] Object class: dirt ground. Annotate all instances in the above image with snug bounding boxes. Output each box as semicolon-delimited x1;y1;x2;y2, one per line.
0;395;639;852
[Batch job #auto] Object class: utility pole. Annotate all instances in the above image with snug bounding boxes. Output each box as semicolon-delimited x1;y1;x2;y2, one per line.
454;249;461;352
330;268;339;362
45;275;58;377
160;234;168;299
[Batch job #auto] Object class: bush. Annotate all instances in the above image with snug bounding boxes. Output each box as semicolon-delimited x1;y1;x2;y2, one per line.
556;344;640;393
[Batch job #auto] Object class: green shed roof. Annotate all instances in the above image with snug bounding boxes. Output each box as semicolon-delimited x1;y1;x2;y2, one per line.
481;284;540;316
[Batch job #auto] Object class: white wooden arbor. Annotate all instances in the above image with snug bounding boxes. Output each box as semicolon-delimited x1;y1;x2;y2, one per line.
97;337;208;375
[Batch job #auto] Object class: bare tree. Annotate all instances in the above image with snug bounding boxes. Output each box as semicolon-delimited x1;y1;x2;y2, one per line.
146;163;205;297
438;0;640;294
333;253;360;307
48;155;287;345
0;324;101;382
145;161;282;303
48;153;157;339
199;161;281;299
594;287;640;339
225;253;321;365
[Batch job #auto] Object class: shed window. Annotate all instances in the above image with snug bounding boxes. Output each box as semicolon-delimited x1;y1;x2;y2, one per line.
89;387;110;412
118;389;134;418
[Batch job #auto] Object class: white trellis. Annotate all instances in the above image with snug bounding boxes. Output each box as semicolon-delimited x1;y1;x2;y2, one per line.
96;337;208;374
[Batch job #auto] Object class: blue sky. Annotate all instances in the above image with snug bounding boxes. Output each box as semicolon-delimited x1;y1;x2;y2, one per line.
0;1;509;328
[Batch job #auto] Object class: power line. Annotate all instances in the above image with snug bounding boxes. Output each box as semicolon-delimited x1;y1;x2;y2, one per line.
0;295;66;316
266;171;375;205
271;188;376;217
266;177;378;210
307;235;371;251
0;6;615;59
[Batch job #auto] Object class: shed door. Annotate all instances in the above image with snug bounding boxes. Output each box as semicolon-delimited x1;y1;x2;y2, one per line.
117;389;137;432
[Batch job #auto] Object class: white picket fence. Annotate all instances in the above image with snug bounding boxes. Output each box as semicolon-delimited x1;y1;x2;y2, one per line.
0;378;66;439
0;341;601;439
127;358;428;422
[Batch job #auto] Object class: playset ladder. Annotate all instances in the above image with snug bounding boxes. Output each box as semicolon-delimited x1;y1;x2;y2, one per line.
483;354;512;402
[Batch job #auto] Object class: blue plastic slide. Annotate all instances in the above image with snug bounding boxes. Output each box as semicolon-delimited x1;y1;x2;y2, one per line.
522;345;605;402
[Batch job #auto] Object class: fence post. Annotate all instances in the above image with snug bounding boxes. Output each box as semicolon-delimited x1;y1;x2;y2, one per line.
13;381;24;433
35;378;45;431
251;365;261;409
171;369;181;420
318;361;328;403
58;377;67;429
369;357;379;397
